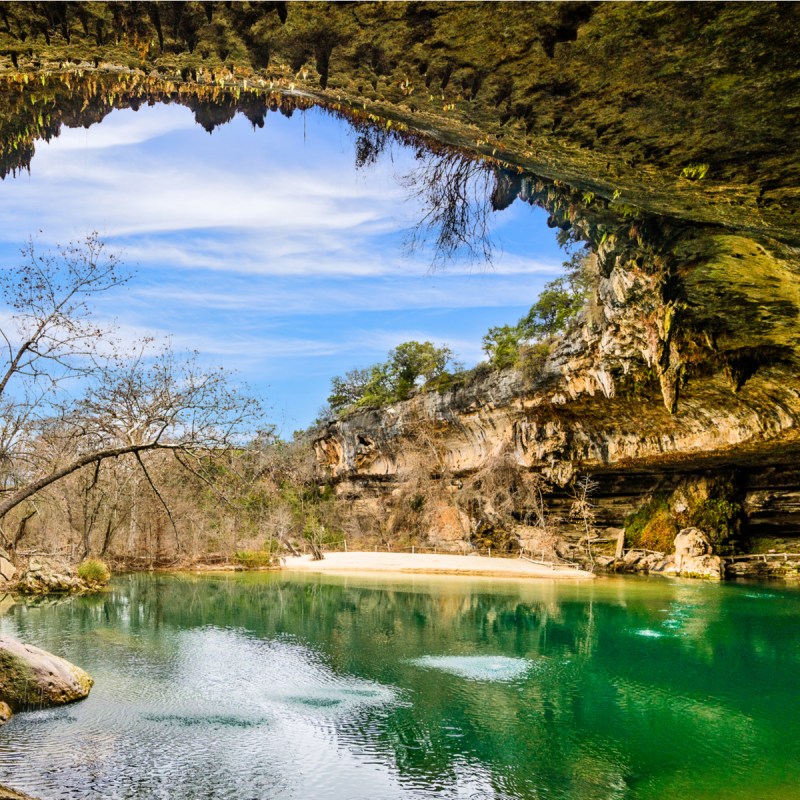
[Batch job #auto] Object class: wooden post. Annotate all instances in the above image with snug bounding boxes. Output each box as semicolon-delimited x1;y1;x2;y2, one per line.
615;529;625;561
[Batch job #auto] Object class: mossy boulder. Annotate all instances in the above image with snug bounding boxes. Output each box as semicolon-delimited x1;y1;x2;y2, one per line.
15;558;109;595
0;635;93;713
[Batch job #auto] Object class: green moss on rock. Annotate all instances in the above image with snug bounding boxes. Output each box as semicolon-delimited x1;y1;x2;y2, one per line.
0;636;93;712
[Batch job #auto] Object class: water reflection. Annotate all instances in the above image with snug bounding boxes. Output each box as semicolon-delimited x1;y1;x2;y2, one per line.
407;655;533;682
0;573;798;799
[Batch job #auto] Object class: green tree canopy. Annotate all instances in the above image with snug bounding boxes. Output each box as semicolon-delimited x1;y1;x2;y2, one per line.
481;325;521;370
385;340;454;399
327;341;456;413
482;247;591;369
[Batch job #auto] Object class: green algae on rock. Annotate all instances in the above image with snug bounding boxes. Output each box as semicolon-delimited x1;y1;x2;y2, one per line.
0;635;93;714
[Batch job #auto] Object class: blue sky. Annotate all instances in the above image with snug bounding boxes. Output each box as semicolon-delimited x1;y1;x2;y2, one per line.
0;103;566;432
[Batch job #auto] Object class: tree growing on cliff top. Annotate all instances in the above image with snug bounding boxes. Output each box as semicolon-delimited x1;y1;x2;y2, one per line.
482;246;591;369
0;234;262;549
327;340;457;413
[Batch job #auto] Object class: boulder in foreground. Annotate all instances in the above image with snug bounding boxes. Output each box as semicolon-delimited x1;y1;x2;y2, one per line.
0;635;93;713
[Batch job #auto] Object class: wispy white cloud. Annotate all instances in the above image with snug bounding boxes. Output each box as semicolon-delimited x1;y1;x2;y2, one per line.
124;272;547;316
4;162;403;241
0;104;564;426
47;106;197;151
113;236;560;279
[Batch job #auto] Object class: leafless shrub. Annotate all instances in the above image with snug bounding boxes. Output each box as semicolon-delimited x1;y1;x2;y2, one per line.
569;474;599;569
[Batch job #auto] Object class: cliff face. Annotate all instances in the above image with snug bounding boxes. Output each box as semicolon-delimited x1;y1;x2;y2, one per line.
313;360;800;549
316;368;800;489
0;3;798;547
313;253;800;548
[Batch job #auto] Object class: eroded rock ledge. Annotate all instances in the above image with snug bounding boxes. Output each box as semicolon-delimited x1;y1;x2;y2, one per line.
313;354;800;565
315;357;800;484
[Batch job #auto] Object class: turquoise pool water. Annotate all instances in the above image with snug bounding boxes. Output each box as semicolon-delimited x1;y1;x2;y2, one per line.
0;572;798;799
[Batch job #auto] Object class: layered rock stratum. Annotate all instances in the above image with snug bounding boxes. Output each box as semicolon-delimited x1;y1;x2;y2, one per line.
0;2;797;556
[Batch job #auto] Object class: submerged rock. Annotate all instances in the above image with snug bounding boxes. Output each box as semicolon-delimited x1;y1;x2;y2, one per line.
0;635;93;715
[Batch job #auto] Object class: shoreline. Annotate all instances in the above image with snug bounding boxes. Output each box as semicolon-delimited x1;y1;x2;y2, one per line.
279;551;595;580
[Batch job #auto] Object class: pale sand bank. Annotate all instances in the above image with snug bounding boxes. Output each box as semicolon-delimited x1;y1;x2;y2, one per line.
281;551;594;580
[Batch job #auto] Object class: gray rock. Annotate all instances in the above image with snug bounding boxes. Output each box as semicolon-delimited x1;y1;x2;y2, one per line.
0;558;15;583
0;635;93;712
671;528;723;580
674;527;711;560
655;556;680;575
14;559;93;595
679;553;724;580
640;529;724;579
623;550;642;566
651;557;676;573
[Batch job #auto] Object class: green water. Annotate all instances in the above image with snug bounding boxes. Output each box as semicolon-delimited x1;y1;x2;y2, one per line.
0;572;798;799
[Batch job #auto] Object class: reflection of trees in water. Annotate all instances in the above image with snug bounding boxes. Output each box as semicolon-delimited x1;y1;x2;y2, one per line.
6;576;800;799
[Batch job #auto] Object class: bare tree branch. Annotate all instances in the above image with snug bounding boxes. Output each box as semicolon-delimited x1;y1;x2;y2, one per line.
0;442;178;519
402;150;495;266
134;450;180;552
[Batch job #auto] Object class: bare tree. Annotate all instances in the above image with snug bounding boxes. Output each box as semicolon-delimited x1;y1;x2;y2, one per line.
0;233;126;399
0;236;262;554
0;345;261;520
0;234;126;492
569;475;599;570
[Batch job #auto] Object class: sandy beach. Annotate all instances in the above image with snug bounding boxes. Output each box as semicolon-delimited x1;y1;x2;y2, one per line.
281;551;594;580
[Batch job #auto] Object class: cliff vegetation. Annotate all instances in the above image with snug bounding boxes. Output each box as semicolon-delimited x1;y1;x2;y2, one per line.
0;2;797;577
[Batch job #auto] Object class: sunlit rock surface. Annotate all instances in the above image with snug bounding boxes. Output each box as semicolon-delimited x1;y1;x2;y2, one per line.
313;360;800;557
649;528;725;581
0;636;93;713
0;3;797;556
